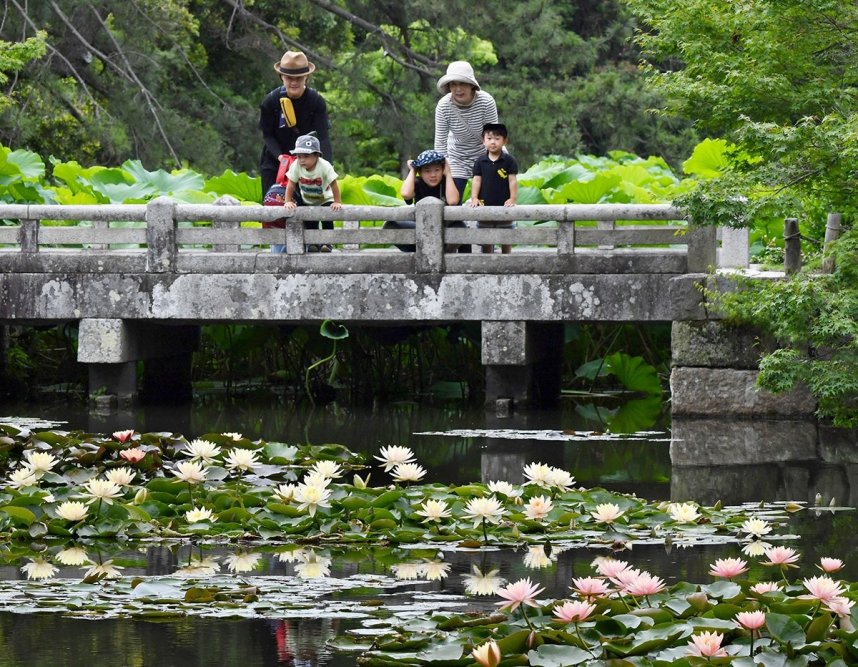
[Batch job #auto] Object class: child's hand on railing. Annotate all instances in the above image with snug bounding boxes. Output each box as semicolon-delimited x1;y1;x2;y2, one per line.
283;201;297;209
331;202;342;211
468;198;483;207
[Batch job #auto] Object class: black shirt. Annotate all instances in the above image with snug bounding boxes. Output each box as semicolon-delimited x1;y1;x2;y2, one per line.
473;152;519;206
258;86;332;171
406;177;453;204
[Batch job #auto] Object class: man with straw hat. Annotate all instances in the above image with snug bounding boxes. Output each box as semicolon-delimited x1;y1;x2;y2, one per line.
259;50;332;198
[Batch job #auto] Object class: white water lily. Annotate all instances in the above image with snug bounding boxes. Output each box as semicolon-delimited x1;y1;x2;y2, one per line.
487;480;521;498
523;462;553;487
415;498;452;523
462;565;505;596
81;478;123;505
223;552;262;573
183;438;221;463
668;502;701;523
302;471;332;489
56;547;91;566
392;462;427;483
104;467;136;487
8;466;38;489
21;558;58;580
222;432;243;441
374;445;416;472
224;447;260;473
461;496;504;528
546;467;575;491
172;460;207;484
310;459;343;479
185;507;215;523
55;500;89;522
591;502;623;523
84;560;124;579
273;483;298;502
524;495;554;521
294;482;332;516
24;451;58;476
741;517;772;538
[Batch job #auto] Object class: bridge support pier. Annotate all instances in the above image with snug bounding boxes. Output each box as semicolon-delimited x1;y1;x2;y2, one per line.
78;319;199;405
481;321;564;407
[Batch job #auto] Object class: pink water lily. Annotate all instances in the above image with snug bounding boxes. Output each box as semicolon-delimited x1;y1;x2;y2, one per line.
624;571;666;597
709;557;749;579
553;600;596;623
818;557;844;573
471;639;501;667
112;429;135;443
761;546;800;567
687;631;727;658
802;575;845;603
571;576;611;600
736;610;766;630
496;578;544;613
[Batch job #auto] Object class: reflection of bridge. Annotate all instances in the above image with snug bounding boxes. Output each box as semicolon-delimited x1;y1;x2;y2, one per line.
0;197;769;409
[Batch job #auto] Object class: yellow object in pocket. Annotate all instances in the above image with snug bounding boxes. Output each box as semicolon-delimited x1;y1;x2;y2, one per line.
279;97;297;127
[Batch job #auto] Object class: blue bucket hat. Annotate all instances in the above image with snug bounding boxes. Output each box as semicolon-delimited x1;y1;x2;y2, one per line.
412;149;445;168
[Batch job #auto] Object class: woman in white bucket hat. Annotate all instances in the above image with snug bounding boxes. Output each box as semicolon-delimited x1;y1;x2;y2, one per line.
433;61;499;201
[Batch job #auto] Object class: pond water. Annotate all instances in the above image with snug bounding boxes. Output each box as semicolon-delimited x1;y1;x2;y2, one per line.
1;397;856;666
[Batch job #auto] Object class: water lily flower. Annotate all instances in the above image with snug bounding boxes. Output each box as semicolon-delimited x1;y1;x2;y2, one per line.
423;560;451;581
741;540;772;557
119;447;146;463
185;507;215;523
352;473;369;489
741;517;772;538
222;432;243;441
81;478;123;505
104;467;136;487
8;466;38;489
462;496;505;528
223;551;262;573
735;610;766;630
112;429;135;443
463;565;505;596
553;599;597;623
391;462;427;483
668;502;700;523
391;562;423;580
593;556;631;579
374;445;416;472
496;578;544;613
591;503;623;524
523;545;555;569
826;596;855;618
294;482;332;516
522;462;553;487
84;560;124;579
21;558;58;580
172;460;207;484
609;566;642;592
819;557;844;573
415;498;452;523
571;576;611;600
295;551;331;579
709;557;749;579
55;500;89;522
302;471;332;489
802;575;845;603
761;545;800;567
224;447;260;473
471;639;501;667
750;581;781;594
524;495;554;521
175;556;220;577
273;483;297;502
487;480;521;499
546;467;575;491
56;547;91;566
183;438;222;463
687;631;727;658
24;451;58;476
310;459;343;479
624;571;666;597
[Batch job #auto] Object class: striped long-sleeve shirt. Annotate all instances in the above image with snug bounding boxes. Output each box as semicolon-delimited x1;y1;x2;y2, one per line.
433;91;499;180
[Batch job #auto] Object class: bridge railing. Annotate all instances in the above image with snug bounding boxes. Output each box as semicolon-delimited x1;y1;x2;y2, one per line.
0;197;723;274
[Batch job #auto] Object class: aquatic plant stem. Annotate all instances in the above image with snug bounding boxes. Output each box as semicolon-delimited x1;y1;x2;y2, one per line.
574;623;597;658
481;517;489;545
520;604;535;631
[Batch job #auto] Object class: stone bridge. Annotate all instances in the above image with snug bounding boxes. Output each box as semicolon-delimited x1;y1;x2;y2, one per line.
0;197;791;415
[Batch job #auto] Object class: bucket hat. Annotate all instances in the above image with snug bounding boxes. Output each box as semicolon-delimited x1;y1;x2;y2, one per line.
412;150;446;168
274;51;316;76
436;61;480;94
291;134;321;155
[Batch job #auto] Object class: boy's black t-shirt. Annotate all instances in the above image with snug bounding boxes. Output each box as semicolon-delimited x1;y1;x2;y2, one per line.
406;177;451;204
473;152;518;205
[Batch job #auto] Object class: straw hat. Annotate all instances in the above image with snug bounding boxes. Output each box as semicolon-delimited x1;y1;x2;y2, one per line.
436;61;480;94
274;51;316;76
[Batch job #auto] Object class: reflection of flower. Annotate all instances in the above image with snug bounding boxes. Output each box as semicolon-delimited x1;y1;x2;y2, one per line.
522;462;553;487
819;557;844;573
709;557;749;579
21;558;58;580
741;518;772;538
496;578;544;613
175;556;220;577
735;610;766;630
223;552;262;573
172;460;207;484
553;600;596;623
185;507;215;523
687;631;726;657
184;439;222;463
105;467;136;487
310;460;343;479
295;551;331;579
24;451;58;476
56;547;91;566
523;545;555;570
524;495;553;521
294;483;332;516
113;429;135;443
462;497;504;528
802;575;845;603
668;503;700;523
391;563;423;580
591;503;623;524
415;499;452;523
391;462;427;483
84;560;124;579
81;478;123;505
423;561;450;581
741;540;771;557
56;501;89;522
277;549;305;564
463;565;505;596
119;448;146;463
8;466;37;489
471;640;501;667
224;448;260;473
374;445;416;472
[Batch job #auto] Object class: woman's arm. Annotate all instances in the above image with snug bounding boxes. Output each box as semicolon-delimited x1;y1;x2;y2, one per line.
309;92;333;161
434;97;450;155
